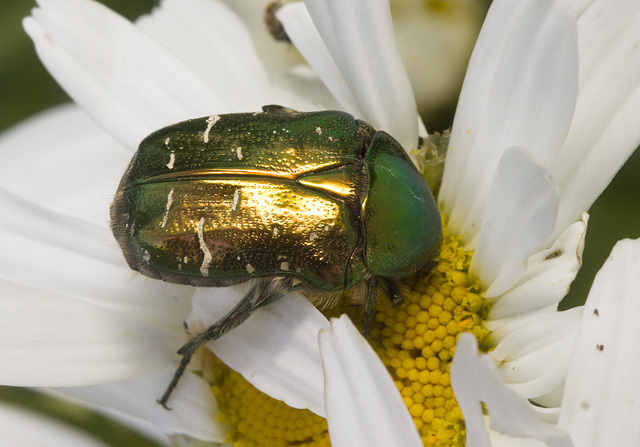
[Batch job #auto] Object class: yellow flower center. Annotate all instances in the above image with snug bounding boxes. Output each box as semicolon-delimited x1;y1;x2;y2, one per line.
365;217;490;445
210;355;330;447
208;217;490;446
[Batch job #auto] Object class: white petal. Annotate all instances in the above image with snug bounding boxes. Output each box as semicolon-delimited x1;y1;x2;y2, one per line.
470;148;559;297
189;286;329;417
559;238;640;446
489;430;558;447
549;0;640;241
24;0;228;150
0;187;116;265
0;402;110;447
278;4;360;114
0;280;182;386
59;366;224;442
440;0;577;242
281;0;418;150
0;191;192;328
221;0;336;111
451;334;572;447
319;315;422;447
136;0;271;111
532;389;565;421
0;104;128;225
489;215;587;319
489;308;582;405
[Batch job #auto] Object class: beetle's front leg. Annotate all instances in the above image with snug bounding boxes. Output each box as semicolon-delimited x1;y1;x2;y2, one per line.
362;276;379;336
158;278;291;409
360;277;405;337
379;278;404;308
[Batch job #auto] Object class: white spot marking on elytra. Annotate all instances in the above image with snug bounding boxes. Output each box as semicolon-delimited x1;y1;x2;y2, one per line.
328;136;335;142
197;217;212;276
273;227;279;236
203;115;220;143
324;225;330;232
166;151;175;169
183;256;189;264
143;250;151;263
231;189;240;211
281;261;290;271
161;188;174;228
246;263;255;274
315;126;322;135
164;137;171;146
309;232;317;241
237;146;244;160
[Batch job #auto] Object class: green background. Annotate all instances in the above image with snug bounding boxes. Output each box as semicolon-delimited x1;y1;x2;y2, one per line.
1;0;638;445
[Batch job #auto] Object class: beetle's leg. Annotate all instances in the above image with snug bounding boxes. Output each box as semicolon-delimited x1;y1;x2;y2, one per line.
158;278;291;409
362;276;379;336
379;277;404;307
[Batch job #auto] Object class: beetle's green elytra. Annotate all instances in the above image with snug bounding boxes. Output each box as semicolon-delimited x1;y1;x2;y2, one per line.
110;105;442;407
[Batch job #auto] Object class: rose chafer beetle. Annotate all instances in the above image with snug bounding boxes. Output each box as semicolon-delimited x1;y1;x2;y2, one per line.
111;105;442;407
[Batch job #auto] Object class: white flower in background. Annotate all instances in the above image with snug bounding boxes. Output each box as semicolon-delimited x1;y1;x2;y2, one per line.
389;0;488;121
0;0;639;446
220;0;489;124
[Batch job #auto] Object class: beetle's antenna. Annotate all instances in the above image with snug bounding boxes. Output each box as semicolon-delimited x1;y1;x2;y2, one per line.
158;278;291;409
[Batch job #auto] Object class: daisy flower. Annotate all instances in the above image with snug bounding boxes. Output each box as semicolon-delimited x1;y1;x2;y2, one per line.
451;238;640;446
1;0;639;446
282;1;639;444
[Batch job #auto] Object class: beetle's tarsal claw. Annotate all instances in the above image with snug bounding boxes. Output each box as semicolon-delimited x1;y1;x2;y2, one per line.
158;345;197;410
158;400;172;411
